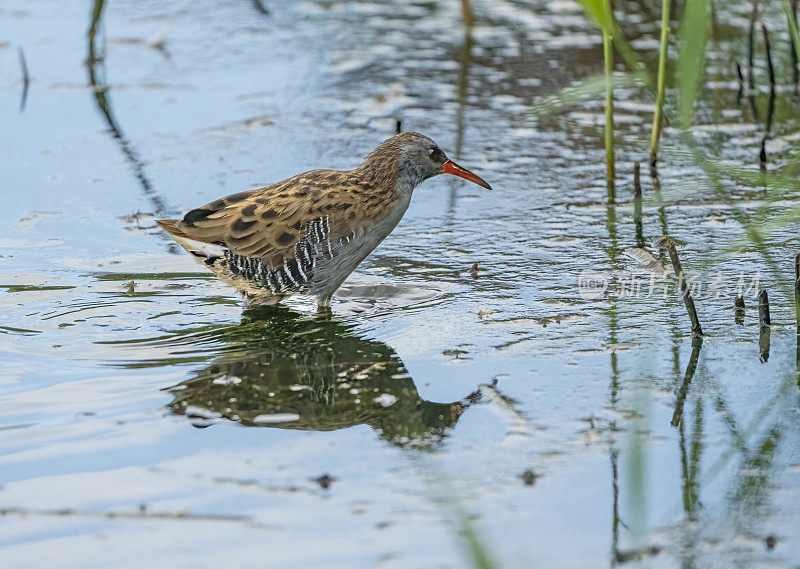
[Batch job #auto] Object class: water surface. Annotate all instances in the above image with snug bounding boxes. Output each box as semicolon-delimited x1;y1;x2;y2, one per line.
2;1;800;567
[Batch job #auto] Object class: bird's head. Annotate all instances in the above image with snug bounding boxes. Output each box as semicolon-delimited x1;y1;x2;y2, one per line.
361;132;492;192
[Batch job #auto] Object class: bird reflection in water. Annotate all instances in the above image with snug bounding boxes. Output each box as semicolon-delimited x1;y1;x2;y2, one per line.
166;306;495;447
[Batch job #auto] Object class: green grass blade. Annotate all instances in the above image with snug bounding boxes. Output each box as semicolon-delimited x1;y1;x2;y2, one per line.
784;0;800;62
574;0;654;92
603;0;616;198
525;72;639;118
457;510;500;569
677;0;711;129
650;0;672;164
574;0;604;28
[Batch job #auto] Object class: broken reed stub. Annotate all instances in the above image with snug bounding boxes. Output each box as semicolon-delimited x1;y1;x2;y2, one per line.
794;253;800;331
670;337;703;428
658;236;703;337
794;280;800;331
735;295;745;325
18;47;29;85
758;290;771;327
759;290;771;362
633;162;642;197
763;24;776;88
736;62;744;104
760;325;771;363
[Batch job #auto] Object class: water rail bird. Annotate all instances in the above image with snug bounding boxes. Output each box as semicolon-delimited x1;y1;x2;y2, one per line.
157;132;492;308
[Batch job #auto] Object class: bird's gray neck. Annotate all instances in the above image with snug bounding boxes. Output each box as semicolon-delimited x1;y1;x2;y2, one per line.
395;161;427;195
395;172;420;196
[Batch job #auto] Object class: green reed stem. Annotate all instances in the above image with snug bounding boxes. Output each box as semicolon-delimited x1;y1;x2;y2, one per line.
649;0;671;169
461;0;474;28
603;0;616;200
784;0;800;63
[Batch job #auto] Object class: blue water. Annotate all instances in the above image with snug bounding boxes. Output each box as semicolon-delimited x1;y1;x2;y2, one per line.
1;1;800;567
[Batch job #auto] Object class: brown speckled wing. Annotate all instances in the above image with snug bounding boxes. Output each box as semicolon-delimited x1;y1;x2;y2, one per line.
171;170;371;268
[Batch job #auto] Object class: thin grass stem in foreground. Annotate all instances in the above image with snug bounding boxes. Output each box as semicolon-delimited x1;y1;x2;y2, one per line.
603;0;616;200
461;0;474;28
784;0;800;71
649;0;672;170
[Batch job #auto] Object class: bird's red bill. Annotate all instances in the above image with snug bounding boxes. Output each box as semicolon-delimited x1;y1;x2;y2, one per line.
441;160;492;190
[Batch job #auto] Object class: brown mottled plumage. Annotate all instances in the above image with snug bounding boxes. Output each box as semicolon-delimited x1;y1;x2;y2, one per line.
157;132;491;308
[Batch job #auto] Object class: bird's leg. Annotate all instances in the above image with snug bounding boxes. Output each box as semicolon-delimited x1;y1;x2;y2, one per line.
316;296;332;315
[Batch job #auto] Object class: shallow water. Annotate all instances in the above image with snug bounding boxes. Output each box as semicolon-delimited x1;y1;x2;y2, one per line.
2;1;800;567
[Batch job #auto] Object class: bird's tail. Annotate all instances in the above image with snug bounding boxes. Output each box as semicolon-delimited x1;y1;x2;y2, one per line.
156;219;188;239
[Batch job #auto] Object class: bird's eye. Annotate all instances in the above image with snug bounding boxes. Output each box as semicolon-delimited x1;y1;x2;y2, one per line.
429;147;443;160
